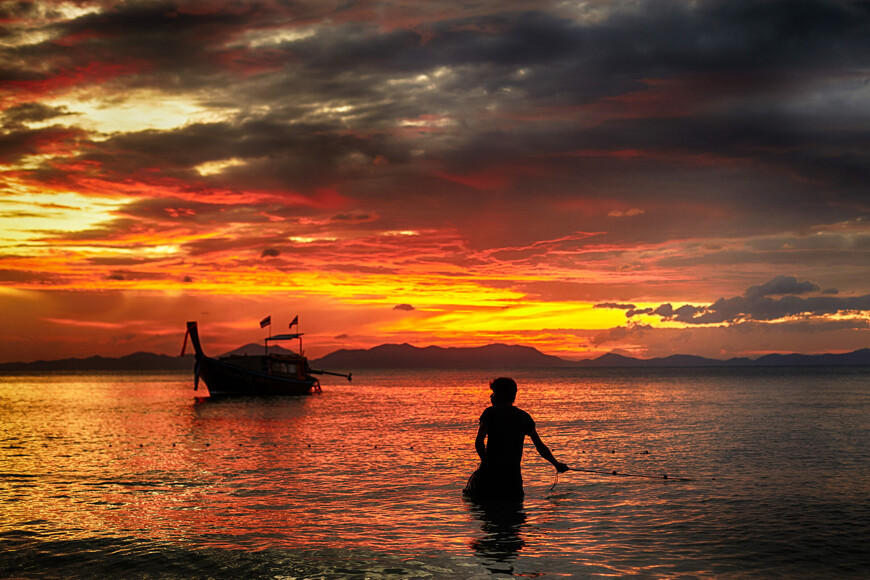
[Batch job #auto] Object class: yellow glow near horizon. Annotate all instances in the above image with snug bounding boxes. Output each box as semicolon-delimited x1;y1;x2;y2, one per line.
381;300;630;335
288;236;338;244
0;190;126;247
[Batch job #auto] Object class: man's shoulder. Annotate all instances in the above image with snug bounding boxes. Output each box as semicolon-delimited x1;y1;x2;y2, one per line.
481;405;534;424
511;406;535;423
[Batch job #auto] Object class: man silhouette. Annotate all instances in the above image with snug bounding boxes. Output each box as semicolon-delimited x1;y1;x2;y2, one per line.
465;377;568;501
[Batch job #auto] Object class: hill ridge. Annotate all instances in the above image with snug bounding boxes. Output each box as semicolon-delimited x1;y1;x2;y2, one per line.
2;345;869;372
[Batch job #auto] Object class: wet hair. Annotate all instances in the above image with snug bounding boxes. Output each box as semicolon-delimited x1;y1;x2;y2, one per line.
490;377;517;404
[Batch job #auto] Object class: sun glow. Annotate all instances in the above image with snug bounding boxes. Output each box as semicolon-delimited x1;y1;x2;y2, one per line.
46;90;235;134
196;158;249;176
0;191;127;247
381;300;629;334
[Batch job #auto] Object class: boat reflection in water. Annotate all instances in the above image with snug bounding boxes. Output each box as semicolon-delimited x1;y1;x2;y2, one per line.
184;321;351;397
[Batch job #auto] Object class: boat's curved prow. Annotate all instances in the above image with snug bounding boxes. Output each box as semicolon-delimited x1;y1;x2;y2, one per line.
186;321;205;357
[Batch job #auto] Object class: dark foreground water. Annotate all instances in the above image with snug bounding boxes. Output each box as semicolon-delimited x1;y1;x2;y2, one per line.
2;367;869;578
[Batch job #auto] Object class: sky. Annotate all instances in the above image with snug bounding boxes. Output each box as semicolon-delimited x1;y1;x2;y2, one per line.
2;0;870;363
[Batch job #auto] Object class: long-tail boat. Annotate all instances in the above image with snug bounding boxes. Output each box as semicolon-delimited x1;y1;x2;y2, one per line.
184;321;351;396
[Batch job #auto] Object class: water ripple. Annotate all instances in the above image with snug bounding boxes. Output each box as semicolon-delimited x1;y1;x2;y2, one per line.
2;368;870;577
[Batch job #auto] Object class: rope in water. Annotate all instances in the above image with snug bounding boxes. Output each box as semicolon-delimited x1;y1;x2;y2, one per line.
550;467;696;491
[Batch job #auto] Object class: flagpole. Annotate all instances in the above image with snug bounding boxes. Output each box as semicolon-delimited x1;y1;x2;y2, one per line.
261;315;272;356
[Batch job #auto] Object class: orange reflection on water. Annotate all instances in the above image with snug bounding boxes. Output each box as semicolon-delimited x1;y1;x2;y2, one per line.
7;368;865;578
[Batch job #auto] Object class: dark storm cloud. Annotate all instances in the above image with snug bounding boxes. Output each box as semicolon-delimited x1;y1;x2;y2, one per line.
1;103;71;127
13;1;870;118
0;1;37;20
56;118;403;195
624;276;870;324
283;1;870;107
403;1;870;213
4;0;870;260
745;276;820;298
0;126;84;164
585;1;870;75
13;1;868;202
46;2;266;83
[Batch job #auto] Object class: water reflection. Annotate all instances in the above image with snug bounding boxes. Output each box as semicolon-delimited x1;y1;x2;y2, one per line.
4;369;870;578
465;497;527;575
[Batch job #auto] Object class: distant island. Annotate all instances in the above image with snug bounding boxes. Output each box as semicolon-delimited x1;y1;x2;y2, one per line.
1;343;869;372
309;344;870;369
0;352;198;372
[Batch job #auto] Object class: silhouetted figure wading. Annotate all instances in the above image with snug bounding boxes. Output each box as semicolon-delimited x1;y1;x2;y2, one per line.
464;377;568;501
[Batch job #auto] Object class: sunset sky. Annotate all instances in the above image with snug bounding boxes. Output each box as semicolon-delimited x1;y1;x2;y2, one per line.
2;0;870;363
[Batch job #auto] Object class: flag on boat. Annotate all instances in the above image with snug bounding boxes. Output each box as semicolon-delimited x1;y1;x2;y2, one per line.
289;315;298;329
260;315;271;328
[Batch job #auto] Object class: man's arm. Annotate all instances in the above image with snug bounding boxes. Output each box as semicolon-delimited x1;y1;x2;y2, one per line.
475;423;487;463
530;427;569;472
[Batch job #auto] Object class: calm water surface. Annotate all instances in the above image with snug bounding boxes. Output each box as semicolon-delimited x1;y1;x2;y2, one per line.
2;367;869;578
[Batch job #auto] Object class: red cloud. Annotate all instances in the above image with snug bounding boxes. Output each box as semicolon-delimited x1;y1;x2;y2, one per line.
5;60;150;105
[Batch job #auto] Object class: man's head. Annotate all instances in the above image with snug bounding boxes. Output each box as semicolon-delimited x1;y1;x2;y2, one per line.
490;377;517;405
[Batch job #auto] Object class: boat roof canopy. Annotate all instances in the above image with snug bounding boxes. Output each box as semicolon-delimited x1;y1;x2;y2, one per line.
266;333;304;341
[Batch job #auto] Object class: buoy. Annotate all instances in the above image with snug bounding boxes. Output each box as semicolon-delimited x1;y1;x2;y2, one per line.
663;475;668;479
612;470;618;475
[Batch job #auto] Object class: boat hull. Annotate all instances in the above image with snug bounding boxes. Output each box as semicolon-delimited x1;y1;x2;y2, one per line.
197;355;319;397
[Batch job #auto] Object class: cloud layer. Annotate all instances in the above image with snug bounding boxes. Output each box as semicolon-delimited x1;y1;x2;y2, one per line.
1;0;869;361
601;276;870;326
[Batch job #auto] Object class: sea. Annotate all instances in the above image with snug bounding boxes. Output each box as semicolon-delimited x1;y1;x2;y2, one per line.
1;367;869;579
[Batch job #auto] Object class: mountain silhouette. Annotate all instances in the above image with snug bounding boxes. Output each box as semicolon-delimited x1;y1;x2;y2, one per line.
2;345;869;372
310;343;573;369
219;343;296;357
310;345;870;370
0;352;196;372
